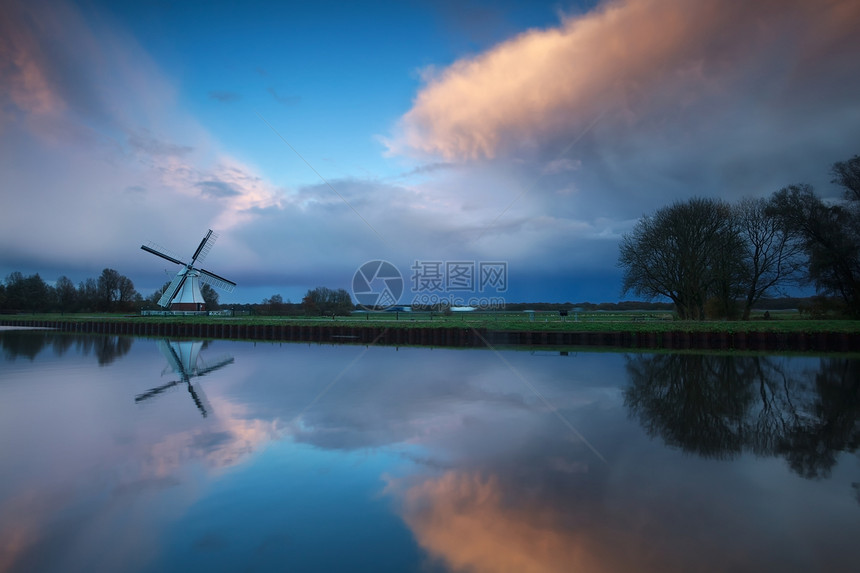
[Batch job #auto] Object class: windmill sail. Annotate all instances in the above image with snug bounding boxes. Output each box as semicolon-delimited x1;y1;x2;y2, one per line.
141;243;185;266
191;230;218;264
185;381;210;417
199;268;236;292
158;271;188;308
134;380;181;403
195;355;235;376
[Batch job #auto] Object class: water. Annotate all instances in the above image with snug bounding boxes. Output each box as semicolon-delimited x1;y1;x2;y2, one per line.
1;330;858;572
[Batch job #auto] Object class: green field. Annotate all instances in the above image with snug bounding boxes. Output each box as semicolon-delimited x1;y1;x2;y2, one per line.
5;310;860;334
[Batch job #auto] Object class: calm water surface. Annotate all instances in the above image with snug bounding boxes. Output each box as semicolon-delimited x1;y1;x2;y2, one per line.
1;330;858;572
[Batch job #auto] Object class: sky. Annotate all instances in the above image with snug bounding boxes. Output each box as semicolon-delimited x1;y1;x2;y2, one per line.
2;0;860;305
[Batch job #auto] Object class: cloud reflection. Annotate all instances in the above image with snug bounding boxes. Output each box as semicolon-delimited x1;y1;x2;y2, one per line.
397;471;590;573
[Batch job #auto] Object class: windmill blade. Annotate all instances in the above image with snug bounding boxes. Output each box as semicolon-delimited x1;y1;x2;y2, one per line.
135;379;182;403
141;244;186;266
158;272;187;308
195;356;235;377
198;268;236;292
190;229;218;265
186;381;211;417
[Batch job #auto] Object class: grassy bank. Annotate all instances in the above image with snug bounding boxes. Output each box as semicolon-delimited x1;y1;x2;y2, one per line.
4;311;860;334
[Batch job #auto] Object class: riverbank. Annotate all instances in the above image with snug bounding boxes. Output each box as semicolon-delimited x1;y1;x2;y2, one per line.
3;317;859;352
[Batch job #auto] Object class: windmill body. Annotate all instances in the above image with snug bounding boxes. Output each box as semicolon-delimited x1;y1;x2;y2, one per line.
170;268;206;310
141;229;236;313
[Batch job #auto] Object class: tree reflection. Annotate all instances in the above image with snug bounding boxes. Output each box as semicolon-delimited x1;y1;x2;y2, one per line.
624;354;755;459
0;331;133;364
1;330;48;361
625;353;860;486
779;358;860;479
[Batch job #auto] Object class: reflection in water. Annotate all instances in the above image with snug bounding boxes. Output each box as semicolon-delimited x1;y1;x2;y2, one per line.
1;333;859;573
0;330;133;364
398;471;586;573
625;354;754;459
135;340;234;417
625;354;860;481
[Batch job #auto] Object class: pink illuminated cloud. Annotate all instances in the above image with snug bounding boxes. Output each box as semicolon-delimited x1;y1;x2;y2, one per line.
390;0;860;162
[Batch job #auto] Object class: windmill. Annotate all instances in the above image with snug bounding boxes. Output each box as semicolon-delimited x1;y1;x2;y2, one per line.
135;339;234;417
141;229;236;311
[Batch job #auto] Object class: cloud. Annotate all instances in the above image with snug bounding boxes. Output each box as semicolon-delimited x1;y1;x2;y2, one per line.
127;130;193;158
0;2;64;122
389;0;860;190
196;180;240;198
541;158;580;175
5;0;855;304
208;90;241;103
0;0;290;287
395;161;458;178
383;0;860;260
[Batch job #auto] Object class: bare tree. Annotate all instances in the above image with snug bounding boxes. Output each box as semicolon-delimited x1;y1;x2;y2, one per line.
201;283;219;310
618;198;742;320
2;272;53;313
302;287;354;316
770;183;860;317
98;268;139;311
78;278;99;311
3;272;26;310
55;275;77;314
831;154;860;202
98;268;121;310
22;273;52;314
116;275;137;309
735;197;804;320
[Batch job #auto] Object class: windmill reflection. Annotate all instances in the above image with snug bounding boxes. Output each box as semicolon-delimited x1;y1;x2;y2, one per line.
135;339;234;417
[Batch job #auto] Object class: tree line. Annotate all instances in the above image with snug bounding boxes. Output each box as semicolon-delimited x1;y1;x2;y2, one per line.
1;268;142;314
257;287;354;316
618;154;860;319
0;272;355;316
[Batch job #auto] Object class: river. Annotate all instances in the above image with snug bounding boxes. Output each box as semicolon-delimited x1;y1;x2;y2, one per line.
1;330;858;572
